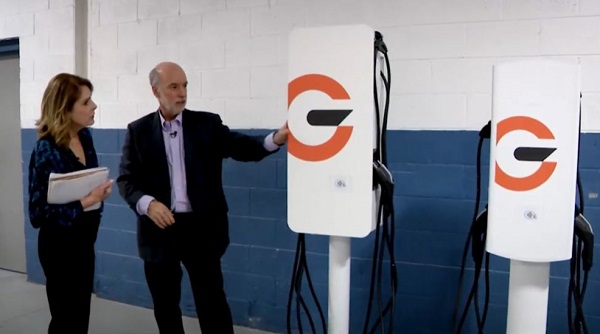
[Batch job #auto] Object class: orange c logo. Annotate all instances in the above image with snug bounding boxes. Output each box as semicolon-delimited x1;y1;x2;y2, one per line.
495;116;557;192
287;74;353;162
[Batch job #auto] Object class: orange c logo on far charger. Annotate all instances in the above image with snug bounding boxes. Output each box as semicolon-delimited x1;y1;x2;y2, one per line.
495;116;557;192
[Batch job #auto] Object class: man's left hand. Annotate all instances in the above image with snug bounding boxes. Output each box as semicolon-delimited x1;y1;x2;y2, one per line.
273;122;289;146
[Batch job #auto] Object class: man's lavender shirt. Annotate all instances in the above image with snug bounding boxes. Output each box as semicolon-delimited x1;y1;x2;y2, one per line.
135;112;280;216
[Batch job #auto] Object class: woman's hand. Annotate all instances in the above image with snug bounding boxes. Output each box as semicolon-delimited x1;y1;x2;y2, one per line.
81;180;113;209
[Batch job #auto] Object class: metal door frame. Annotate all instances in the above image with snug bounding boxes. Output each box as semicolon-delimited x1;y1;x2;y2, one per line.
0;37;18;57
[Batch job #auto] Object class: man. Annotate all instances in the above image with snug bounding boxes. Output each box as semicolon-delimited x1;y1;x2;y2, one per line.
116;61;288;334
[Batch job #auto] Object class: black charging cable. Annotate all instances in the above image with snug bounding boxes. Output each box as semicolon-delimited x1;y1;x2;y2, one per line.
286;233;327;334
568;93;594;334
569;210;593;334
453;121;491;334
362;31;398;334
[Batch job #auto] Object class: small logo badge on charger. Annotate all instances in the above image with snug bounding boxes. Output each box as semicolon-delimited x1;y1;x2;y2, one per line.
331;176;351;192
524;210;538;220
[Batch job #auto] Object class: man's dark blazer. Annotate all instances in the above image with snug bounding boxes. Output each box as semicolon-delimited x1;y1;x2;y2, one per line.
117;109;277;262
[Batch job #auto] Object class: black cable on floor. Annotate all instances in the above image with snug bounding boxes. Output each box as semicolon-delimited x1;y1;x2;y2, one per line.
286;233;327;334
453;121;490;334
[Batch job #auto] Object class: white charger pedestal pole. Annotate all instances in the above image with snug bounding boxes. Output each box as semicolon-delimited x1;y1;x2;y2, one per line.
486;59;581;334
287;24;379;334
506;261;550;333
329;236;351;334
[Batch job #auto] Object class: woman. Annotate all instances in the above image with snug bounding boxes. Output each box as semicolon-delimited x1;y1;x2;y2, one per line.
28;73;113;334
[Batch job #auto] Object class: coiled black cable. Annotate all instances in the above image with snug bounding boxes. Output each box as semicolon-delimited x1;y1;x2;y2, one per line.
362;31;397;334
568;93;593;334
453;121;491;334
286;233;327;334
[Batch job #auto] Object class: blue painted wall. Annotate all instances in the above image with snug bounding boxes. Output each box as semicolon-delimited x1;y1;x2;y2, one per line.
21;128;600;334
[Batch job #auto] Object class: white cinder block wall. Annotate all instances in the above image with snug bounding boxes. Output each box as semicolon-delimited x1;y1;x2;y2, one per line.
3;1;600;332
1;0;600;130
0;0;78;128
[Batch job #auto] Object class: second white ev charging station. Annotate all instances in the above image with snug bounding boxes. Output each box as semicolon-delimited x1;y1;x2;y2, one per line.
455;60;595;334
487;59;582;333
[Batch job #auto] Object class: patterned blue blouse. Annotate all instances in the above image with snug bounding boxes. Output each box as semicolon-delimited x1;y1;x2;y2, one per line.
28;128;102;229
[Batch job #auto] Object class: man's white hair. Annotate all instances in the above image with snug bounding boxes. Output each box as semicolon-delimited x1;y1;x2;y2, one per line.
149;68;160;87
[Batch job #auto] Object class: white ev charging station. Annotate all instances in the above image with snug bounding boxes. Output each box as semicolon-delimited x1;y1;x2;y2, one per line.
487;59;581;333
287;24;385;334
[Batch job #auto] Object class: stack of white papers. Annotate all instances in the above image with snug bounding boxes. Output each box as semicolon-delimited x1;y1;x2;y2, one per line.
47;167;109;212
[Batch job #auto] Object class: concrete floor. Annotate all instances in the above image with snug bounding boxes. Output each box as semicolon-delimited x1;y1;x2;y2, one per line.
0;269;276;334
